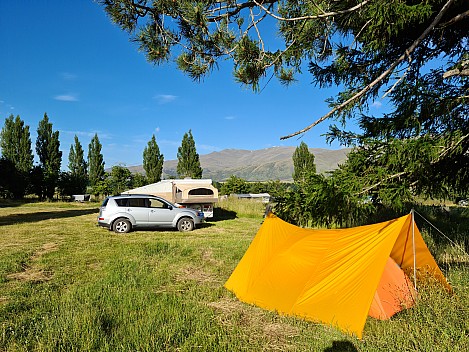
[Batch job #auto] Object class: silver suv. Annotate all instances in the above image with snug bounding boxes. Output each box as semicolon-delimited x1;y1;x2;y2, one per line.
98;194;204;233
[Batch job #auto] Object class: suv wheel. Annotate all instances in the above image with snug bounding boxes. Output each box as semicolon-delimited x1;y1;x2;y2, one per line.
177;217;194;232
113;218;131;233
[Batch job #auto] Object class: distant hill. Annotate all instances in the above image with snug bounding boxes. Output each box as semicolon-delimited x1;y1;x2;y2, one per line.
127;146;351;182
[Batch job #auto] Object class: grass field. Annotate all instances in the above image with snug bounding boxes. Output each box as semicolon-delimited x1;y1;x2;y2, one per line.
0;200;468;351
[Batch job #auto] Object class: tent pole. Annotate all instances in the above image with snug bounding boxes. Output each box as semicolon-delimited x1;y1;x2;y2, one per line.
411;209;417;290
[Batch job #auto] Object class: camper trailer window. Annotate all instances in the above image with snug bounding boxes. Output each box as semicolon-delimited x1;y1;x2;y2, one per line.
189;188;213;196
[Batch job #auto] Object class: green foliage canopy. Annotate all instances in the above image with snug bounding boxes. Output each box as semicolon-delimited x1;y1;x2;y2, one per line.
0;114;33;174
100;0;468;200
67;135;88;195
292;141;316;183
107;165;132;194
220;175;249;195
0;115;33;198
36;113;62;199
143;134;164;184
88;133;105;194
177;130;203;179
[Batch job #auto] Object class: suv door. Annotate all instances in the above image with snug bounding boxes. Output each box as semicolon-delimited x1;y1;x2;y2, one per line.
148;198;176;225
125;197;150;224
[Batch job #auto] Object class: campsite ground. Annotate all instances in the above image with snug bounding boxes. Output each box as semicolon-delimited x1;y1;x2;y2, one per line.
0;199;467;351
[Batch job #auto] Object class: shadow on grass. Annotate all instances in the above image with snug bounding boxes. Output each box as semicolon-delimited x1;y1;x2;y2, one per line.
324;340;358;352
0;208;99;226
210;208;237;222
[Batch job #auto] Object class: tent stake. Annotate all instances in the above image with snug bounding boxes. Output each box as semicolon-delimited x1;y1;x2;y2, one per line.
411;209;417;290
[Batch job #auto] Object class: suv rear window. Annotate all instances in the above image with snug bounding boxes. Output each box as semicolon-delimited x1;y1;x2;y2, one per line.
128;198;147;207
115;198;147;208
115;198;128;207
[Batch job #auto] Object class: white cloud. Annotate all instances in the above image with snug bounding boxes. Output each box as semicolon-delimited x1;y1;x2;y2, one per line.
154;94;177;104
155;127;160;133
59;130;112;140
61;72;77;80
371;101;382;108
197;143;220;153
224;116;236;120
0;100;14;110
54;94;79;102
158;138;180;147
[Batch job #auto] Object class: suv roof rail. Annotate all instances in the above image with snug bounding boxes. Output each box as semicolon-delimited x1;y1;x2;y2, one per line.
117;193;154;197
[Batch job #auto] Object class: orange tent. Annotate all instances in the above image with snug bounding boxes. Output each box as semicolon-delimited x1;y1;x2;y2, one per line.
224;213;449;338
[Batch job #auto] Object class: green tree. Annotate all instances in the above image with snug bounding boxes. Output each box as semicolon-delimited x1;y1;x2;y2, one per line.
0;115;33;198
221;175;249;195
36;113;62;199
131;173;147;188
68;135;88;194
107;165;132;194
100;0;468;201
143;134;164;184
0;158;26;199
292;142;316;183
0;114;34;173
29;165;45;199
274;170;373;228
88;133;105;195
93;176;112;198
177;130;203;179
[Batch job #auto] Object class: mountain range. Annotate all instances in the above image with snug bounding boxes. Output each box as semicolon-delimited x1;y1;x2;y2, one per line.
127;146;350;182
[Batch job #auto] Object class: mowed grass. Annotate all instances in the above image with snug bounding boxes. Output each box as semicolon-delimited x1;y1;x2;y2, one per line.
0;200;468;351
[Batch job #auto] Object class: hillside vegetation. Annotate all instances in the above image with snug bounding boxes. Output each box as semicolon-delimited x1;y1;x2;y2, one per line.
0;200;467;351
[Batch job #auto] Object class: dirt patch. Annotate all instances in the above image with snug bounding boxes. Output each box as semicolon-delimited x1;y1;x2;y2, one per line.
7;242;58;283
201;248;222;266
7;268;53;283
263;322;300;338
176;265;217;283
208;297;300;350
31;242;59;260
207;297;247;314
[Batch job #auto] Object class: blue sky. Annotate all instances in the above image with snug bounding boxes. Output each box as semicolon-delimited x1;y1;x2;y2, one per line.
0;1;378;169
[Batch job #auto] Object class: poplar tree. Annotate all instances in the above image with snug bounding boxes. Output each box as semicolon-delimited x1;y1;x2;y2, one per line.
88;133;105;193
177;130;202;179
0;114;33;173
143;134;164;184
36;113;62;199
68;135;88;194
292;142;317;184
0;114;33;198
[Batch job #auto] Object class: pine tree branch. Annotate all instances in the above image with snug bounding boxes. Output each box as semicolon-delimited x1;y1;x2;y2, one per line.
355;133;469;195
280;0;457;140
208;0;278;22
356;171;407;196
253;0;371;21
438;9;469;27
